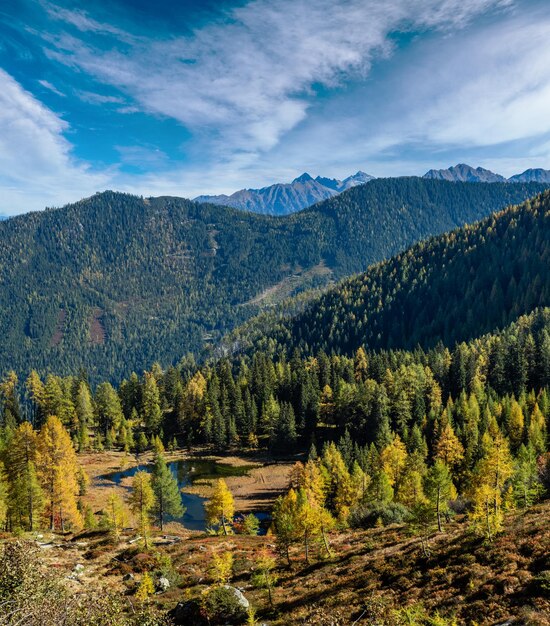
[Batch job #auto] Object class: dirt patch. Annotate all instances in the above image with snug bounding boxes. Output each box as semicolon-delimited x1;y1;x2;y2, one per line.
89;307;106;345
245;261;333;308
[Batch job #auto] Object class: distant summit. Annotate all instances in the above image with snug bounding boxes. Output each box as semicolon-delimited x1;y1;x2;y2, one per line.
508;168;550;183
423;163;550;184
423;163;507;183
194;170;375;215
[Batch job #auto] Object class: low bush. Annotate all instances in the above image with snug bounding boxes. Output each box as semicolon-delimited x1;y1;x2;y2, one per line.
349;502;411;528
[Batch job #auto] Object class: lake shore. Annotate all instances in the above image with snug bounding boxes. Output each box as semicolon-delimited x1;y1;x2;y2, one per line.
79;448;295;528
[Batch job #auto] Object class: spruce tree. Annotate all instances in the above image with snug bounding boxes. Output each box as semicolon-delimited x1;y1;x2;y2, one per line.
151;452;184;530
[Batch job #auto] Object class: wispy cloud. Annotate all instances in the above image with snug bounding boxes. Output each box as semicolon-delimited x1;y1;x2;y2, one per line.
41;0;512;157
38;78;65;96
75;89;126;105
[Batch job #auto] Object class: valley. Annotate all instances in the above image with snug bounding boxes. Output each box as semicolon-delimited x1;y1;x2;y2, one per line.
2;1;550;624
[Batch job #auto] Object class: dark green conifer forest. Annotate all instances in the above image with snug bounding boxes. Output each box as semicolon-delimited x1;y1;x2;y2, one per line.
0;179;547;382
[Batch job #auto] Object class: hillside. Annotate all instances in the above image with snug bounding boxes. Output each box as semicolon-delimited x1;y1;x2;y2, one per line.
2;497;548;625
0;179;547;382
194;171;374;215
240;189;550;358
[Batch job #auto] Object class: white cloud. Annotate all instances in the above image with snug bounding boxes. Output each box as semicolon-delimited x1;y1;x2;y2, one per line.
400;13;550;150
0;69;110;214
38;79;65;96
42;0;512;157
75;89;126;105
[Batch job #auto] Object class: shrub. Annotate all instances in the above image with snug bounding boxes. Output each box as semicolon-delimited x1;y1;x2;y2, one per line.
349;501;411;528
202;586;248;625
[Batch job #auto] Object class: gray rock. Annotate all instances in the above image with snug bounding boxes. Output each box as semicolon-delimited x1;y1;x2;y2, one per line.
222;585;250;610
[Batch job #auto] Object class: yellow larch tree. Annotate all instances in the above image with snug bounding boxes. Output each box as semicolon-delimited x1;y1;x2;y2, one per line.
434;420;464;469
36;415;82;531
469;427;514;539
129;470;155;547
205;478;235;535
380;434;408;488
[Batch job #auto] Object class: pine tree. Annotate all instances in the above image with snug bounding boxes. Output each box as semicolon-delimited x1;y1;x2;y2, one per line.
367;470;394;503
470;483;502;540
396;456;426;508
354;347;369;383
512;444;543;508
151;452;184;530
5;422;43;531
425;460;454;532
270;402;297;452
0;464;8;530
137;431;149;453
95;382;124;438
321;443;353;520
469;428;514;539
129;471;155;547
142;372;163;435
75;382;94;451
83;505;97;530
205;478;235;535
26;370;46;426
36;416;82;531
0;371;21;427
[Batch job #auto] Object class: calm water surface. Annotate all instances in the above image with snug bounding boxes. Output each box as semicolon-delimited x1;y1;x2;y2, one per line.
103;459;257;531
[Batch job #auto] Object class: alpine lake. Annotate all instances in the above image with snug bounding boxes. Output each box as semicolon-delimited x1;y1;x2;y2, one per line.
102;458;268;531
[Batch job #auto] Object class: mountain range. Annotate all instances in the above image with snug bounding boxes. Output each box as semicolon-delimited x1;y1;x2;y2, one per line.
194;171;374;215
194;165;550;215
423;163;550;184
1;178;547;381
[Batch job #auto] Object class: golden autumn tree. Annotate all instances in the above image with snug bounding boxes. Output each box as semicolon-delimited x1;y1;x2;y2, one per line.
105;491;129;541
380;433;408;488
469;427;514;539
272;487;300;566
434;420;464;469
205;478;235;535
129;470;155;547
36;415;82;531
507;399;524;451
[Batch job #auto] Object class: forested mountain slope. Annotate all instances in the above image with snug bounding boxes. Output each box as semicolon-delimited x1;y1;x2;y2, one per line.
240;190;550;358
0;179;547;381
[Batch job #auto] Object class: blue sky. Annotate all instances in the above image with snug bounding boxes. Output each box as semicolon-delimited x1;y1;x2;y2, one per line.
1;0;550;214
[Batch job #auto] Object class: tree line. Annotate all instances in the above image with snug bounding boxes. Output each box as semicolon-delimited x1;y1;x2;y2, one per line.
0;308;548;541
